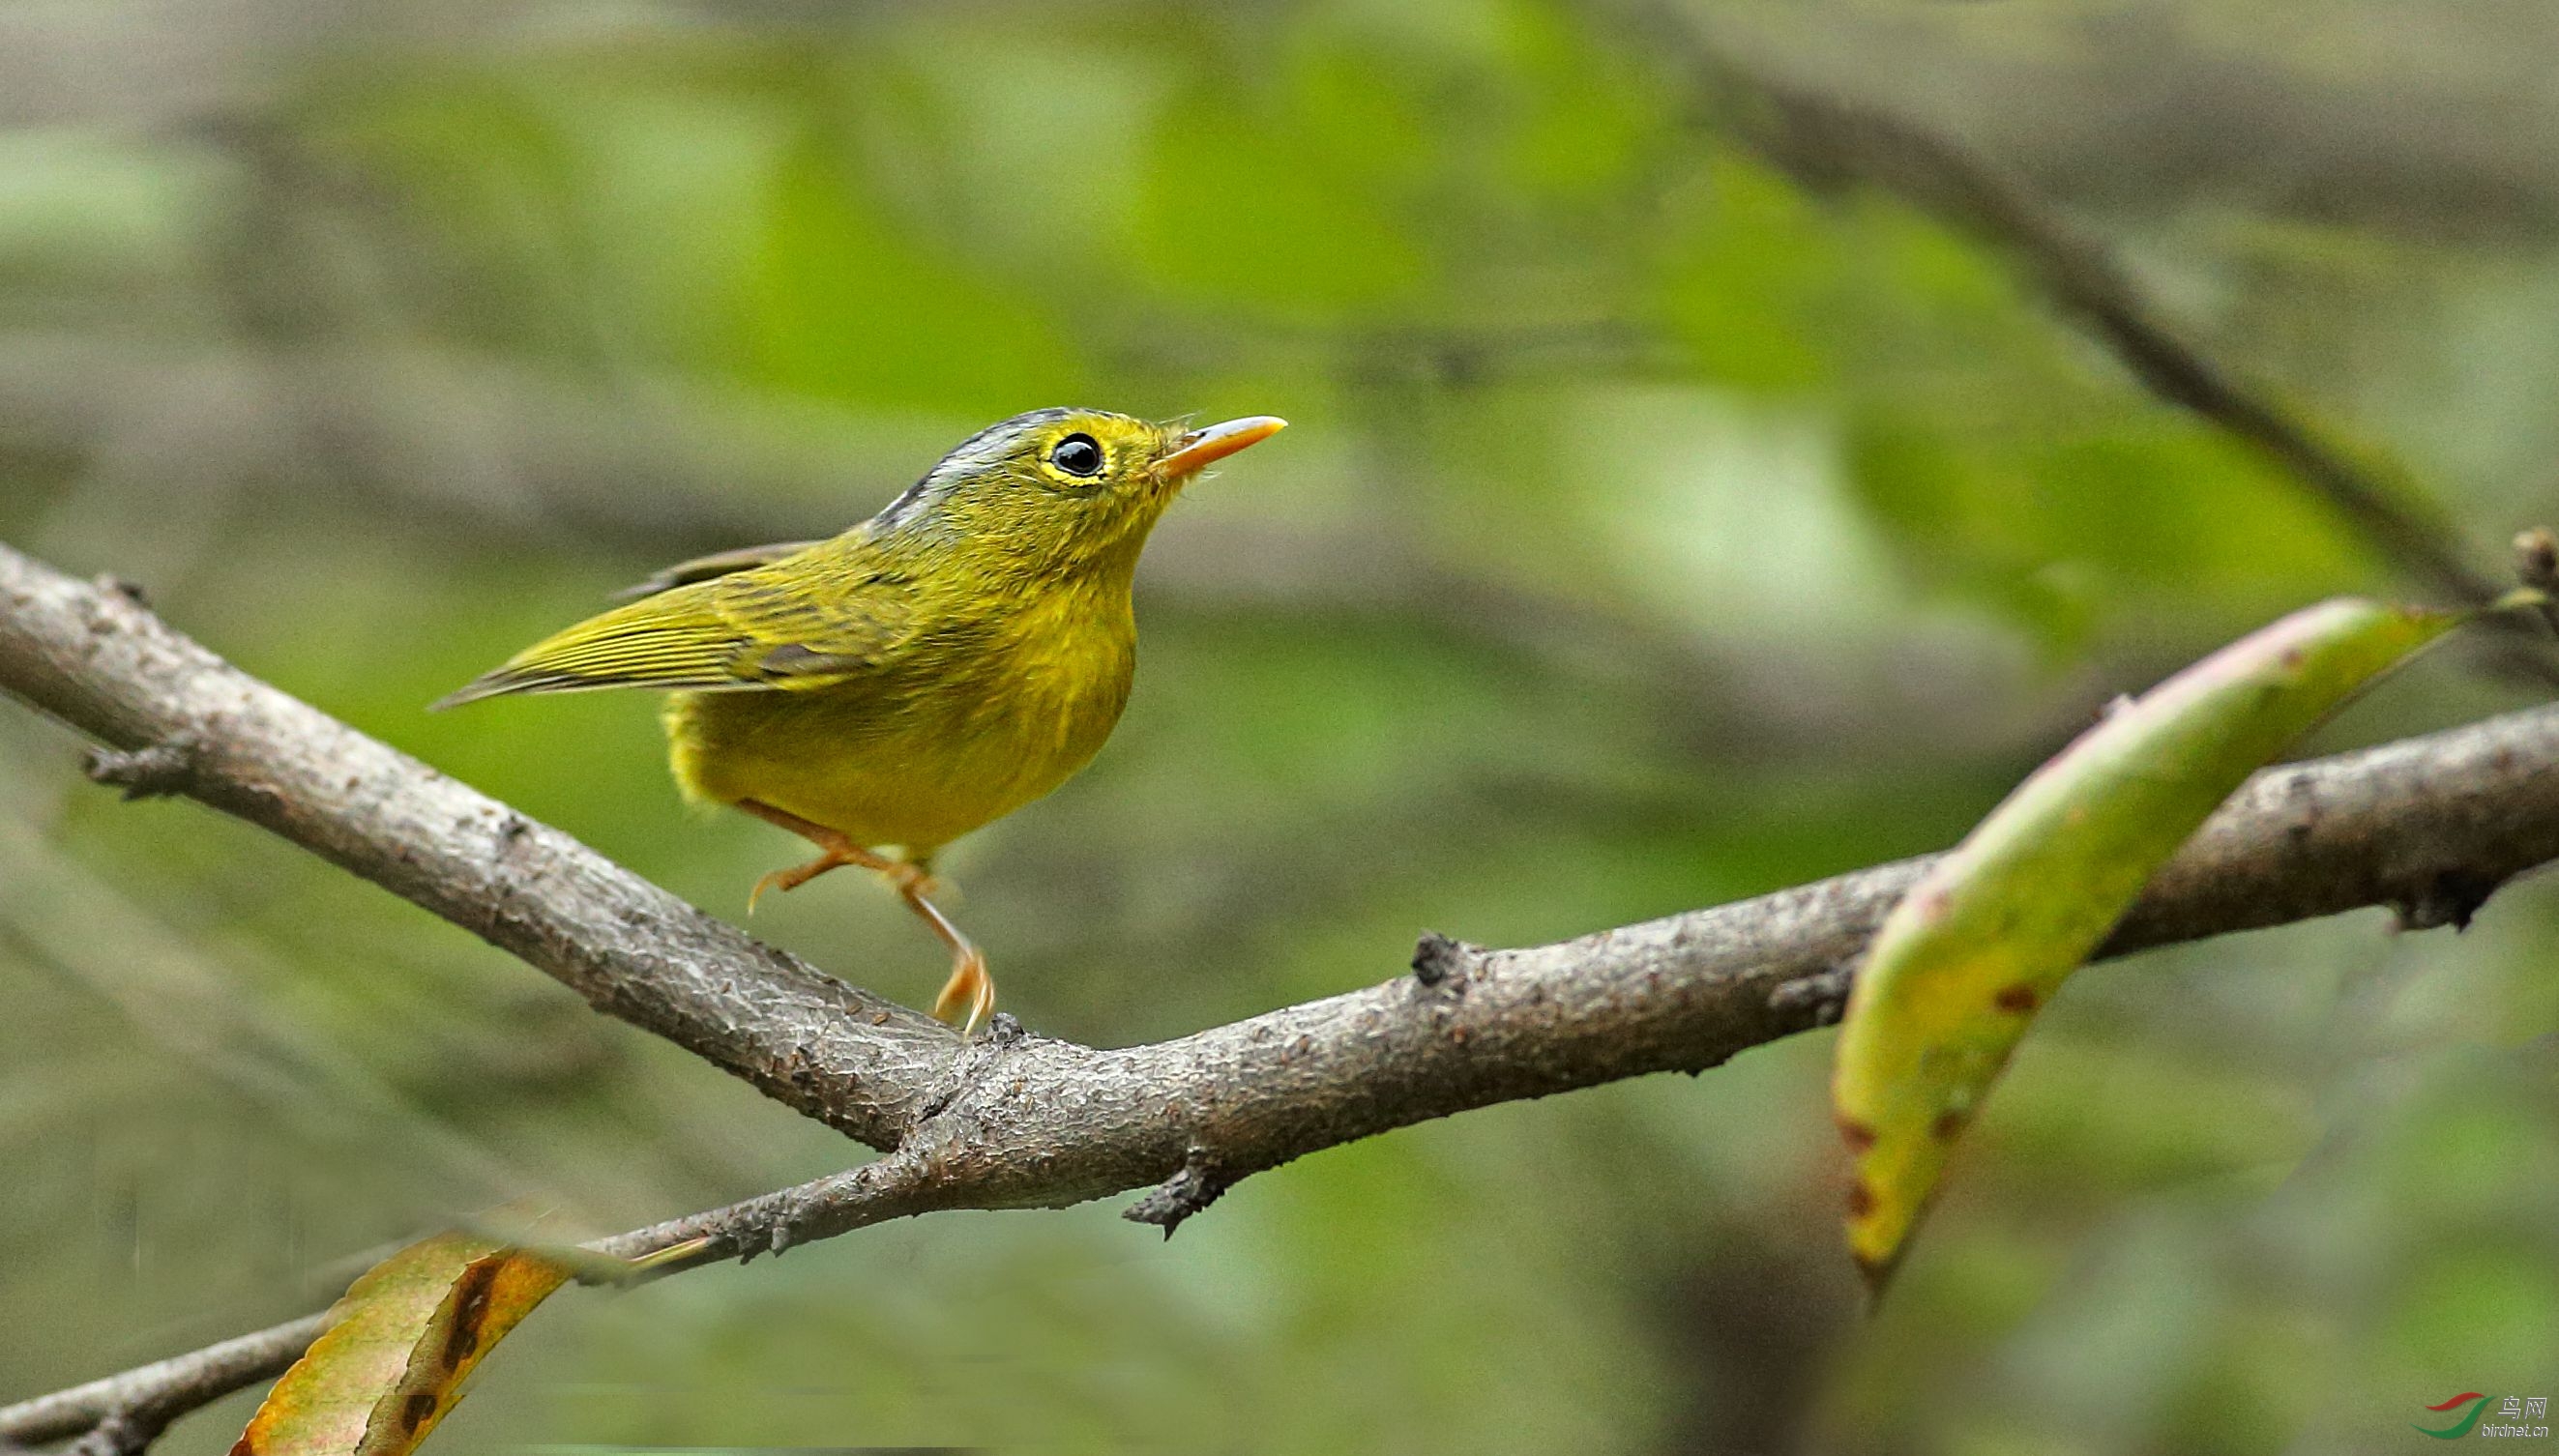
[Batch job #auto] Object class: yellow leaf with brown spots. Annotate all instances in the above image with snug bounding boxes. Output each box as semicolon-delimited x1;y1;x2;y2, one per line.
1832;597;2463;1292
230;1233;569;1456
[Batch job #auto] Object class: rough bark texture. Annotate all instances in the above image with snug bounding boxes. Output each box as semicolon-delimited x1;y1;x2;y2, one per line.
8;538;2559;1449
2;546;954;1150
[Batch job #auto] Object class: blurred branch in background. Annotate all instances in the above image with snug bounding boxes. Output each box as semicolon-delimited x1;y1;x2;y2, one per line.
9;534;2559;1448
0;813;538;1197
1690;4;2559;245
1657;21;2520;621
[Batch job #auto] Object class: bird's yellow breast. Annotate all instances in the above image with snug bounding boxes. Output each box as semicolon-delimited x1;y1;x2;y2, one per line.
662;581;1136;857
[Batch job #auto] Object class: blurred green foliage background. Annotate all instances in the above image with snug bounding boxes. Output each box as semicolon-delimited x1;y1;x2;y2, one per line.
6;1;2559;1451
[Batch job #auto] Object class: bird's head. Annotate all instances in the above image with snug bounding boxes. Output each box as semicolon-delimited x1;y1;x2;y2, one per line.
872;408;1285;581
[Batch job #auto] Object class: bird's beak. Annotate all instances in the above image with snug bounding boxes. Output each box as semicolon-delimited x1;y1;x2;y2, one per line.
1157;416;1286;480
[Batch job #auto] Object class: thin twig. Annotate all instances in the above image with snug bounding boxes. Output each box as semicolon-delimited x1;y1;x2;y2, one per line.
0;1315;329;1450
0;1154;952;1449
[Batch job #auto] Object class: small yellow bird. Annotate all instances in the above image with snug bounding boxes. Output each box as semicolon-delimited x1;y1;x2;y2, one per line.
437;408;1286;1034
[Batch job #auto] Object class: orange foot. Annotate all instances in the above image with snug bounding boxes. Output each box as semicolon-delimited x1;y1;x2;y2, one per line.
746;836;908;912
738;800;906;912
736;798;997;1038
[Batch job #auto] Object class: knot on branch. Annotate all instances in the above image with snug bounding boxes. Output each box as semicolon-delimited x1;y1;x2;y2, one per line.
2394;868;2507;933
1123;1148;1232;1238
91;573;150;609
760;1179;830;1259
83;734;200;801
2517;527;2559;595
1768;961;1857;1026
1410;931;1483;991
912;1011;1039;1123
64;1406;166;1456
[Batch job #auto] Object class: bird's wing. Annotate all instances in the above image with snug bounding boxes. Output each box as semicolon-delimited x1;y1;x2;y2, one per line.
432;543;915;708
610;540;825;601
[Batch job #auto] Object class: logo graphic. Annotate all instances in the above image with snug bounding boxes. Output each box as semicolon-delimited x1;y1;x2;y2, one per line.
2421;1393;2554;1439
2417;1393;2491;1440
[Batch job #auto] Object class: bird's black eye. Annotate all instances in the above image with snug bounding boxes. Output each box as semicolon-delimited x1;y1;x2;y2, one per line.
1049;432;1104;479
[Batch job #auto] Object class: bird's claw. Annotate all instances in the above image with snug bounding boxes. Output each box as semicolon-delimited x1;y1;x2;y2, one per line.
748;852;855;913
932;948;996;1039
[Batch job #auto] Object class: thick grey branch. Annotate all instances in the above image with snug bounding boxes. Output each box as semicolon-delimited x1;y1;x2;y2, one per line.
10;538;2559;1448
0;542;955;1150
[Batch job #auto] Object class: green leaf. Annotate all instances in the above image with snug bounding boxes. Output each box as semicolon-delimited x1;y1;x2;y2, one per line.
230;1233;571;1456
1831;597;2464;1289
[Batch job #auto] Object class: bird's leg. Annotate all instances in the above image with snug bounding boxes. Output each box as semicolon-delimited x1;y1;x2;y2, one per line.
736;799;906;911
903;870;995;1038
736;801;995;1037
